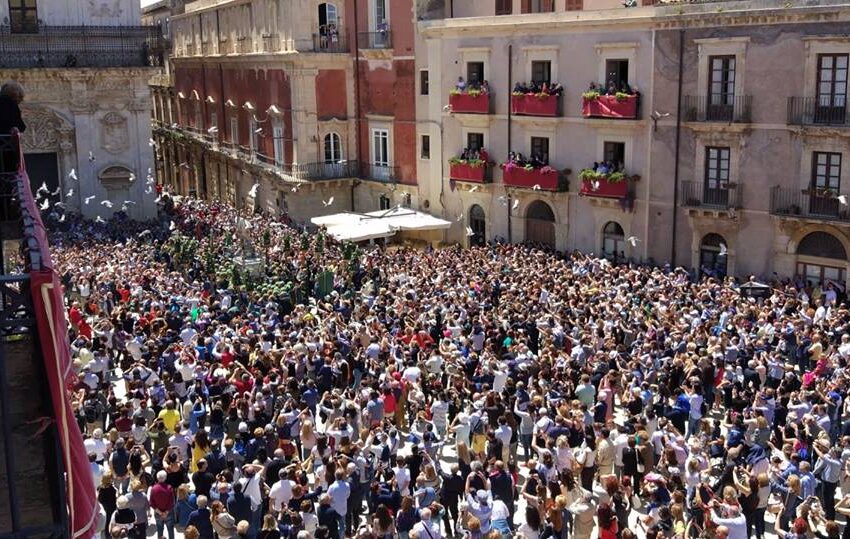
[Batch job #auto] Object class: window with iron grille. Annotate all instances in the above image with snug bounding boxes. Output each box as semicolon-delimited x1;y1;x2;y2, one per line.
812;152;841;191
531;61;552;85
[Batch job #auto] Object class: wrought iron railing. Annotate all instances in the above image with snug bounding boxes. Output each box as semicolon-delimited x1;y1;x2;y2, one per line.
262;34;280;53
787;96;850;127
682;95;752;123
358;30;392;50
236;37;253;53
312;27;348;53
770;186;850;222
680;180;741;209
0;25;166;68
360;162;399;182
283;161;360;181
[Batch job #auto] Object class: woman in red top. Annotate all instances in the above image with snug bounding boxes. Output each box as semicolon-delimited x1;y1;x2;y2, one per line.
598;502;618;539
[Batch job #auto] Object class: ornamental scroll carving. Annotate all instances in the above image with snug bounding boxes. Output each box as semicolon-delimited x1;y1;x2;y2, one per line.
19;106;72;152
100;112;129;154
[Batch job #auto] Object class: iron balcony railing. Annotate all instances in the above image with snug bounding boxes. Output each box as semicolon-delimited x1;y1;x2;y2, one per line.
680;180;741;209
236;37;253;53
261;34;280;53
682;95;752;123
360;162;399;182
312;27;349;53
0;25;166;68
284;161;359;180
770;186;850;222
787;96;850;127
358;30;392;50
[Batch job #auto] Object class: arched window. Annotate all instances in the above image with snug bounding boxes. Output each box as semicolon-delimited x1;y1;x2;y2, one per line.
796;231;847;287
525;200;555;247
700;233;727;277
798;231;847;260
602;221;625;262
324;133;342;163
469;204;485;246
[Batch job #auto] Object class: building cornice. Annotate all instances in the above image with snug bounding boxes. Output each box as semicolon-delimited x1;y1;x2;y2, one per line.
419;2;850;38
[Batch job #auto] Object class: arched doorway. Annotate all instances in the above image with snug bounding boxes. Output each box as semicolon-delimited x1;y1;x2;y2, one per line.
525;200;555;247
796;231;847;286
602;221;625;262
700;233;727;278
469;204;485;246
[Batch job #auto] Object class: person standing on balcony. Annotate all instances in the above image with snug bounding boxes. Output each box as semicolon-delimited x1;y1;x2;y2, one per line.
0;81;25;174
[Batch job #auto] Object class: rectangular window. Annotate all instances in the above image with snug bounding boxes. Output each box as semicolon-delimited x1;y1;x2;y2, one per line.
249;118;258;152
704;146;730;190
521;0;554;13
420;135;430;159
565;0;583;10
495;0;512;15
603;141;625;166
272;121;284;165
467;62;485;85
818;54;848;106
374;0;388;29
531;61;552;85
8;0;37;34
230;116;238;145
420;70;429;96
530;136;549;164
467;133;484;152
605;59;629;90
708;55;736;105
209;111;218;133
194;102;203;130
372;128;389;166
812;151;842;191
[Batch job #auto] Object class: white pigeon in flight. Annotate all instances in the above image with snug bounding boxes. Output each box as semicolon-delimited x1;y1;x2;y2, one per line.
66;188;74;197
532;184;541;191
169;221;176;231
323;197;334;207
248;183;259;198
148;138;155;147
470;185;480;193
512;199;519;211
101;200;113;208
88;151;95;162
68;168;77;181
59;214;66;222
95;215;105;224
626;236;640;247
37;182;48;194
719;243;728;256
207;126;218;134
84;195;96;205
39;198;49;210
456;213;463;223
839;194;848;206
466;226;475;237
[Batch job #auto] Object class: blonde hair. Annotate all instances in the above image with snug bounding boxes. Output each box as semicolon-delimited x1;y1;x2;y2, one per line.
787;474;801;493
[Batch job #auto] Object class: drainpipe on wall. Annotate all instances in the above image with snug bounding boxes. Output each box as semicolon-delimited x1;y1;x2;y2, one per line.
352;0;363;211
671;28;684;267
507;43;513;244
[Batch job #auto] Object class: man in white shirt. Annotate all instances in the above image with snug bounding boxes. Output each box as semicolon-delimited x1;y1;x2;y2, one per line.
411;507;443;539
268;469;294;515
393;456;412;494
84;428;108;463
710;503;747;539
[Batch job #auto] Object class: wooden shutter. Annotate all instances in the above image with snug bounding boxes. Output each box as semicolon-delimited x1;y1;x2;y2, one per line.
565;0;583;10
521;0;533;14
495;0;512;15
541;0;555;11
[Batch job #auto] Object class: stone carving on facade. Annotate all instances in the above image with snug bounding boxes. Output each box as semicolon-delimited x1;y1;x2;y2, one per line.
19;106;73;153
98;165;134;190
100;112;130;154
89;0;123;18
70;99;98;114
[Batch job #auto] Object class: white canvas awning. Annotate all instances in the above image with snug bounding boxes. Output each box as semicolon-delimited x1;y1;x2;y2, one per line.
310;207;451;242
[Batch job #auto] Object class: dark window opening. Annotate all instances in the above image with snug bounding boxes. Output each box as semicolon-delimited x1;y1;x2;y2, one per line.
467;133;484;152
420;70;429;96
421;135;431;159
603;141;625;166
531;61;552;85
605;59;629;90
467;62;485;85
531;136;549;165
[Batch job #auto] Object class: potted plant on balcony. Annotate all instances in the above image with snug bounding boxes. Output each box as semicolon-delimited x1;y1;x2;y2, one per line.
500;152;560;190
511;81;563;116
581;82;639;119
449;149;490;182
578;164;632;198
449;81;491;114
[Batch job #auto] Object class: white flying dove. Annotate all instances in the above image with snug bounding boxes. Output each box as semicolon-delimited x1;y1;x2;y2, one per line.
68;168;77;181
66;188;74;197
169;221;176;231
101;200;113;208
719;243;728;256
469;185;480;193
466;226;475;237
532;184;541;191
248;183;259;198
95;215;105;224
839;194;848;206
323;197;334;207
84;195;96;205
512;199;519;211
626;236;640;247
88;151;95;162
39;198;49;210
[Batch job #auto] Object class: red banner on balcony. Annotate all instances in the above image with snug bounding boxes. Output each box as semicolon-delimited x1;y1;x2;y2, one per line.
511;94;559;117
581;95;638;119
449;93;490;114
502;165;560;190
580;177;629;198
449;162;488;183
14;133;99;539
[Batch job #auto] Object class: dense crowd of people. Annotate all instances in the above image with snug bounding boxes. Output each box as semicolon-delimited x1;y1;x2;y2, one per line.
49;195;850;539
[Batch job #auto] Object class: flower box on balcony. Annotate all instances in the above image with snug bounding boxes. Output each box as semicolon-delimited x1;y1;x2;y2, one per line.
578;171;631;198
511;93;559;117
501;164;560;190
581;93;638;119
449;161;489;183
449;92;490;114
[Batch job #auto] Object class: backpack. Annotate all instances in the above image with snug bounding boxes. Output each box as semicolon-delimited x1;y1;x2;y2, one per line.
84;402;98;424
